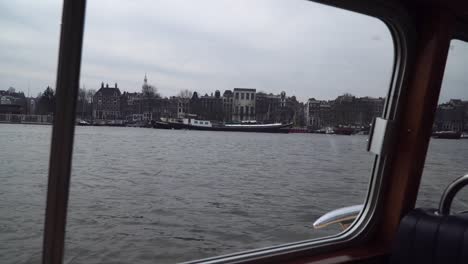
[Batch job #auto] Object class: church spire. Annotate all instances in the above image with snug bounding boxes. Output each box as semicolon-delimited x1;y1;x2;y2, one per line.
144;73;148;84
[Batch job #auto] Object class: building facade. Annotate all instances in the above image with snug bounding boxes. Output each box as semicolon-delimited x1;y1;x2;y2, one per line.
305;94;385;130
222;90;233;122
255;92;280;123
177;97;190;118
232;88;256;121
121;92;141;121
198;91;223;121
433;99;467;132
152;98;174;120
93;83;122;120
283;95;305;126
0;89;27;114
305;98;333;129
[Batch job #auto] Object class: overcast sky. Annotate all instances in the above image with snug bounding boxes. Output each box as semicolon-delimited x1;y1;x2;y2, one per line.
0;0;467;102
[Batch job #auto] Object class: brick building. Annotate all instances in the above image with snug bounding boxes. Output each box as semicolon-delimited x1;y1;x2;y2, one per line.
93;83;121;120
222;90;233;122
434;99;467;132
305;94;385;130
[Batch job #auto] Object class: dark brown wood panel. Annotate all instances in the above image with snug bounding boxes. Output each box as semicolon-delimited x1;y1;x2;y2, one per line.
375;7;454;245
42;0;86;263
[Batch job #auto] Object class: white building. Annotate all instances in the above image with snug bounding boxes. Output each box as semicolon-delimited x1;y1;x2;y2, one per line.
232;88;256;121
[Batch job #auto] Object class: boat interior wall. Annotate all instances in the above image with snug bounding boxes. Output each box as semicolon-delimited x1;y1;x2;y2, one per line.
390;175;468;264
390;208;468;264
409;0;468;18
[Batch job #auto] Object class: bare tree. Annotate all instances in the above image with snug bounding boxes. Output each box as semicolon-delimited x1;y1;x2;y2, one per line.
37;86;55;114
142;84;155;98
78;88;86;102
142;83;160;98
178;89;193;99
86;89;96;103
76;88;87;118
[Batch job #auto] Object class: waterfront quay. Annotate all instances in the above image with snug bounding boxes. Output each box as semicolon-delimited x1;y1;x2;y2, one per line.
2;77;466;134
0;114;52;125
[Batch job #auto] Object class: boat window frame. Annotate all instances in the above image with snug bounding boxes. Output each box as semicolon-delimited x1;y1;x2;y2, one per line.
185;1;417;261
40;0;416;263
415;27;468;207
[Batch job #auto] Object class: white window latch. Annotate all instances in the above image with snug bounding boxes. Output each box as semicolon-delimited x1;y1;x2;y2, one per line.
367;117;396;156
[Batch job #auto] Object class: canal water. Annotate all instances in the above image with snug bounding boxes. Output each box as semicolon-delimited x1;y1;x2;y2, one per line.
0;124;466;263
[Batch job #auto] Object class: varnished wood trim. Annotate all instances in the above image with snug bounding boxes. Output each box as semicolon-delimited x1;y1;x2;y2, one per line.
290;244;388;264
376;7;454;245
42;0;86;263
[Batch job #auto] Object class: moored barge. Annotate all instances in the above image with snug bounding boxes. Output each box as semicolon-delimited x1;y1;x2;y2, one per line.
154;118;292;133
431;130;462;139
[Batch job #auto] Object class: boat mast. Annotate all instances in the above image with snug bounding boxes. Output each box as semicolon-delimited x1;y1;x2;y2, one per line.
267;103;271;122
82;85;86;119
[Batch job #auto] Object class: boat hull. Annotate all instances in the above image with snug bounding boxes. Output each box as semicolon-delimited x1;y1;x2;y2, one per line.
431;131;462;139
154;121;292;133
153;121;185;129
332;127;354;135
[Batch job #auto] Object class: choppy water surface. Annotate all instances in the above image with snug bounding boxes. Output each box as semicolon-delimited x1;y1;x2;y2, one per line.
0;124;466;263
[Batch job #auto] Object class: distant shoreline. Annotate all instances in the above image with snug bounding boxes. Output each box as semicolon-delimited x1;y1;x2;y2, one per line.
0;121;52;125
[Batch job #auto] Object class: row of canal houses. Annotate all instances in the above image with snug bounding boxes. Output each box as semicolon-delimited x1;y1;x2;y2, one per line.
92;76;305;125
304;94;385;130
91;76;388;128
305;95;468;132
3;78;466;131
433;99;468;132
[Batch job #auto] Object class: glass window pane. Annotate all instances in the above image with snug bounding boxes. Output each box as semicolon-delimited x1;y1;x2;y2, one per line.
417;39;468;212
65;1;394;263
0;0;62;262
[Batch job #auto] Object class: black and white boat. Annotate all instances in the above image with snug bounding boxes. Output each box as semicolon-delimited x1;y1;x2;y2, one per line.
154;118;292;133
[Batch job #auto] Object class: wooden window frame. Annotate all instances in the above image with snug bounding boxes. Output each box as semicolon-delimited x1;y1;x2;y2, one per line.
42;0;86;263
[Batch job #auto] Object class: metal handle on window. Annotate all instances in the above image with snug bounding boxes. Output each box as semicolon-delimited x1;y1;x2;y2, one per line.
438;174;468;216
313;204;363;230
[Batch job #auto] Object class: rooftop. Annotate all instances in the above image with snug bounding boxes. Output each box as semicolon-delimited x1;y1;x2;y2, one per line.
233;88;256;92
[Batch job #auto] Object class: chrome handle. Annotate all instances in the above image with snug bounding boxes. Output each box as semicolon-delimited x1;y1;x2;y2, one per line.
313;204;363;230
438;174;468;216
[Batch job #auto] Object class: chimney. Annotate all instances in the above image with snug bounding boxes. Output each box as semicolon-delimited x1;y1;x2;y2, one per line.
106;83;109;88
101;82;104;89
115;83;118;88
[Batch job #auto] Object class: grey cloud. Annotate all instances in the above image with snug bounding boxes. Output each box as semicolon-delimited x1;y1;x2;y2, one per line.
1;0;466;102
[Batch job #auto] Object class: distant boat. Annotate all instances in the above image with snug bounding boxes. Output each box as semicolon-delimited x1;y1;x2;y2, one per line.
311;129;326;134
323;126;354;135
154;118;292;133
333;127;354;135
431;131;462;139
77;120;90;126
